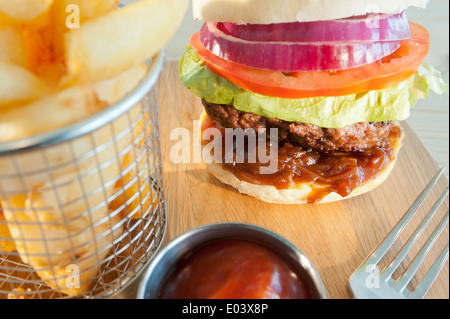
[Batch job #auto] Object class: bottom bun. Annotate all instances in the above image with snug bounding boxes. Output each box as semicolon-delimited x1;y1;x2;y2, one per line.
199;111;405;204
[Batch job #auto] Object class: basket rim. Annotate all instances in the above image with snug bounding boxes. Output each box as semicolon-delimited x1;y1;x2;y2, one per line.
0;51;165;156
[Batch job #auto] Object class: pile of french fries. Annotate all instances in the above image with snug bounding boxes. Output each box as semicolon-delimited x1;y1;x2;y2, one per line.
1;0;188;115
0;0;188;297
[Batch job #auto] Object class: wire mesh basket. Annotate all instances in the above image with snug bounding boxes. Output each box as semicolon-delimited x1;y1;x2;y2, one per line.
0;52;166;299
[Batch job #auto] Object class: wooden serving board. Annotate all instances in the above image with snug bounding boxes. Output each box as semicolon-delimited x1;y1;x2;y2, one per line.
155;62;449;299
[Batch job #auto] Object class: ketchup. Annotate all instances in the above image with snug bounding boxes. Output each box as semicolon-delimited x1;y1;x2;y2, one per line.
158;239;312;299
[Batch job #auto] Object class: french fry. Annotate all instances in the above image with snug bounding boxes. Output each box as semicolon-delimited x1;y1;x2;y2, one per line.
0;0;54;22
0;208;16;253
109;151;157;220
0;94;139;296
0;84;105;141
21;24;66;87
0;64;146;195
0;62;51;108
93;62;148;104
51;0;119;60
1;193;124;296
0;22;28;67
64;0;189;84
109;109;155;220
7;288;30;299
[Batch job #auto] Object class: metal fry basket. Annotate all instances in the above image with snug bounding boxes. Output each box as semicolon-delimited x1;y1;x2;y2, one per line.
0;53;166;299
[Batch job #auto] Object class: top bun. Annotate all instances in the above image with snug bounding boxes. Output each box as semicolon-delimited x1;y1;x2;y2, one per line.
193;0;428;24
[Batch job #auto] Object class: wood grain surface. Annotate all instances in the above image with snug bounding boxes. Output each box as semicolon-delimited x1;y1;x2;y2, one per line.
154;62;449;300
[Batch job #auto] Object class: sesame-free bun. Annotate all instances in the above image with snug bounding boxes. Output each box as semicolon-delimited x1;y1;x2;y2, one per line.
199;112;405;204
193;0;428;24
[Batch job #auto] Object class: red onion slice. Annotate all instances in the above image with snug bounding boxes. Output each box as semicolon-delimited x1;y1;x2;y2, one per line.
218;13;411;43
200;22;401;72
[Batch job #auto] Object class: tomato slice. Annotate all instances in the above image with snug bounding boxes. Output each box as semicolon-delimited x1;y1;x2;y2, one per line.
190;22;430;98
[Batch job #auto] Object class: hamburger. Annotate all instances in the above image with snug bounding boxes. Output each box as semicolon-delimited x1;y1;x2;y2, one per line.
179;0;448;204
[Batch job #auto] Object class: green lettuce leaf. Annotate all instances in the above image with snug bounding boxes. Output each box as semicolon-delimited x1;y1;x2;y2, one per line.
180;48;448;129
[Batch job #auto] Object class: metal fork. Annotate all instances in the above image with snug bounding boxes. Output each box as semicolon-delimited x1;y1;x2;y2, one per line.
349;168;449;299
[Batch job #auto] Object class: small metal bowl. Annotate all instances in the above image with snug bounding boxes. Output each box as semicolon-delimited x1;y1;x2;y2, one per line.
137;222;327;299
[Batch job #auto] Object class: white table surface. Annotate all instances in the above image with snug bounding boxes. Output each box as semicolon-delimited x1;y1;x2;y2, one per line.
124;0;450;174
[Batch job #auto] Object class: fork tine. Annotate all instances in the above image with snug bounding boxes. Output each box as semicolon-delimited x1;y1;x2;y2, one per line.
380;186;449;281
393;210;449;295
365;168;445;266
409;243;450;299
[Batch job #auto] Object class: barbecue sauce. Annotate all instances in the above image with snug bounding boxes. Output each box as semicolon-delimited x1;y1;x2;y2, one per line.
201;115;402;203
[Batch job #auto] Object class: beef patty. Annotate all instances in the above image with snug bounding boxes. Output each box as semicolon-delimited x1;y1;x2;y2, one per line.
202;99;396;153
